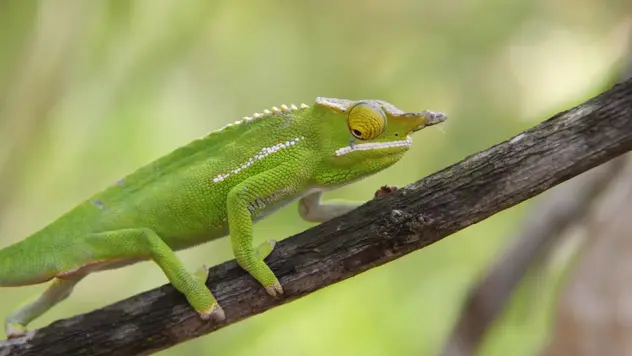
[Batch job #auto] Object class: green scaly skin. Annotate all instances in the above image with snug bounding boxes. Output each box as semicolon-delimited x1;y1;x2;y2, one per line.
0;98;446;339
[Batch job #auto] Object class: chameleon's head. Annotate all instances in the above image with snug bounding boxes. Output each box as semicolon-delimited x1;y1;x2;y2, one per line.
312;97;447;179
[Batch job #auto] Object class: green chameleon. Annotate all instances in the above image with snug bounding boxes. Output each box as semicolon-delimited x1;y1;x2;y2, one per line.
0;97;446;339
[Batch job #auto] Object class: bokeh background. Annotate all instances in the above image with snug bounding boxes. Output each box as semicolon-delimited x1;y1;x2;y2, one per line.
0;1;631;355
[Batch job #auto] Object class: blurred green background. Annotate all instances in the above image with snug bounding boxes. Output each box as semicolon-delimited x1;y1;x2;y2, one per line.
0;1;630;355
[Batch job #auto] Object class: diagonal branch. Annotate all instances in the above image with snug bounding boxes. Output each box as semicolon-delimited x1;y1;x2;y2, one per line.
2;78;632;356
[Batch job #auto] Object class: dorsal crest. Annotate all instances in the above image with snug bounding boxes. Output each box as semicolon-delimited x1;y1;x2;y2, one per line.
226;102;310;127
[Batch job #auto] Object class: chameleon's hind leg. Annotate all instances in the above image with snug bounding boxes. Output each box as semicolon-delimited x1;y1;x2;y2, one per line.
83;228;225;322
5;275;84;339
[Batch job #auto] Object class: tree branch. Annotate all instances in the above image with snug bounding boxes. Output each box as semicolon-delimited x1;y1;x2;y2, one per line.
2;78;632;356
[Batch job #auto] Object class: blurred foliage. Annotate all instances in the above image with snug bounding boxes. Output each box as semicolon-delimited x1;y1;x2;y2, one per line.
0;1;630;355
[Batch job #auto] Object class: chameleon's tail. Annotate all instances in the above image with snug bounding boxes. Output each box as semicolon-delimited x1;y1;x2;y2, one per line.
0;237;56;287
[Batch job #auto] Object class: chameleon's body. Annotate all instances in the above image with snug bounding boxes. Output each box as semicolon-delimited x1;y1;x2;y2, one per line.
0;97;446;338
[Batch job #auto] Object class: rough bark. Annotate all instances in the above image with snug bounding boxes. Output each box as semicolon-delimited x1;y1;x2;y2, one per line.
1;78;632;356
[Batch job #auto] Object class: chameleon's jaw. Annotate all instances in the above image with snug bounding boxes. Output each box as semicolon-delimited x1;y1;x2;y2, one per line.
334;136;412;156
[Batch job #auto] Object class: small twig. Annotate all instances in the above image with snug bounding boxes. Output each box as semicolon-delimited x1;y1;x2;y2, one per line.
1;78;632;356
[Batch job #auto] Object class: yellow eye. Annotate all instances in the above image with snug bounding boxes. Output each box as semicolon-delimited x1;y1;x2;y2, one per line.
347;103;386;140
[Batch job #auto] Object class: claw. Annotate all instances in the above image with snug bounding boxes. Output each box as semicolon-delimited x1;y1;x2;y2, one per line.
265;280;284;297
6;323;27;339
200;303;226;322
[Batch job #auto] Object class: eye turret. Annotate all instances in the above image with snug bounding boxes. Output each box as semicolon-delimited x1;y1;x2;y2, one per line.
347;103;386;140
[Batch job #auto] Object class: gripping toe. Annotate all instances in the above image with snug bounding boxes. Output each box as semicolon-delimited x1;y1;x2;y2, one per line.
6;322;27;339
265;280;284;297
200;303;226;322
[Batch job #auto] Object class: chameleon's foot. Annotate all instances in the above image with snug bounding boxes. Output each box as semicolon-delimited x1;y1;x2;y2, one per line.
237;257;284;297
5;322;27;339
255;239;277;260
199;303;226;322
265;280;284;297
374;185;399;198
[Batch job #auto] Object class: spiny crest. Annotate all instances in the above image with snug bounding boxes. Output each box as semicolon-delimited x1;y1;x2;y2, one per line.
224;102;310;128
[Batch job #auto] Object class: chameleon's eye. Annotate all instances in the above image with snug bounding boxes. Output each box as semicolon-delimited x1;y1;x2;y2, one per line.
347;103;386;140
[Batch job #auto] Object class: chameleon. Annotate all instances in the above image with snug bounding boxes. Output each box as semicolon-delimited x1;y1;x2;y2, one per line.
0;97;446;339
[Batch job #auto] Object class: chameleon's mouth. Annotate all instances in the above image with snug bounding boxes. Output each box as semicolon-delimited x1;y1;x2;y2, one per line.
334;136;412;156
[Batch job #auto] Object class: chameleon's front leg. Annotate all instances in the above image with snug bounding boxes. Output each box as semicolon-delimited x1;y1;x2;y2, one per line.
298;191;361;222
298;185;399;223
226;166;306;296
